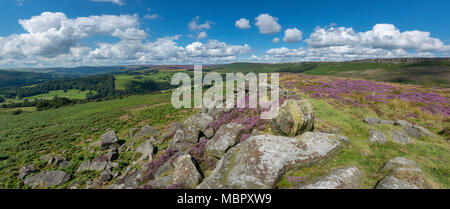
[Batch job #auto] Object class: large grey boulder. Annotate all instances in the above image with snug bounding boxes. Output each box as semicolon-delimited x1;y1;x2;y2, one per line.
299;166;363;189
130;125;160;140
368;128;387;144
391;129;413;144
197;132;348;189
100;131;119;150
271;99;315;137
172;155;203;188
24;170;71;188
205;123;244;158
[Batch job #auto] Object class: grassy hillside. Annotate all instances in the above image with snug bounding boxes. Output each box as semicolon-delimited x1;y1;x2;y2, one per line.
0;92;196;188
210;59;450;88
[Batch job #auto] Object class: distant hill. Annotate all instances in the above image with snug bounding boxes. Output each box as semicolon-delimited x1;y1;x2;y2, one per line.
208;58;450;88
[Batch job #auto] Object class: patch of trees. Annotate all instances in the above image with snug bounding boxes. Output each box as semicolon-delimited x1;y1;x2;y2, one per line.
122;80;171;95
35;97;74;111
4;74;116;99
1;73;172;111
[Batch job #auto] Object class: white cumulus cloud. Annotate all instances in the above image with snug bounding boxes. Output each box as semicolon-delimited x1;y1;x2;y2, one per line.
255;14;281;34
0;12;252;67
283;28;302;43
235;18;251;29
272;38;280;43
188;16;213;31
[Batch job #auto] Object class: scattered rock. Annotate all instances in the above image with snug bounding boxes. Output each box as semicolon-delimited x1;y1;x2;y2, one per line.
412;124;433;136
47;156;66;166
169;125;200;150
148;175;173;189
130;125;160;140
205;123;244;158
19;165;38;180
380;157;418;173
391;129;413;144
183;113;214;132
24;170;71;188
203;128;215;138
98;170;113;183
76;160;109;172
100;131;119;150
162;122;184;140
271;99;315;137
363;117;380;125
197;132;348;189
403;127;423;138
375;176;419;189
134;140;154;164
104;148;119;162
379;120;395;125
368;128;387;144
59;161;71;168
172;155;203;188
299;166;363;189
394;120;413;128
376;157;430;189
116;168;146;188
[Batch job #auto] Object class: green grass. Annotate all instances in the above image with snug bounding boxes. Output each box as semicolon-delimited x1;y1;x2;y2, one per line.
277;97;450;189
0;92;197;188
23;90;95;100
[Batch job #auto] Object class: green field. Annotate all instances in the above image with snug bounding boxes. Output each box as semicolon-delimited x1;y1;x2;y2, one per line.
23;90;95;100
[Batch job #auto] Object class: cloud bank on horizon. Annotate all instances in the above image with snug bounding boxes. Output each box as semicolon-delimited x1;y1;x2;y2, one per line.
1;1;450;68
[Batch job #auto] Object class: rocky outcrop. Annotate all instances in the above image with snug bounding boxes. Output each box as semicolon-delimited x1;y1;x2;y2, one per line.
271;99;315;137
24;170;71;188
197;132;348;189
100;131;119;150
205;123;244;158
130;125;160;140
172;155;203;188
368;128;387;144
375;157;430;189
299;166;363;189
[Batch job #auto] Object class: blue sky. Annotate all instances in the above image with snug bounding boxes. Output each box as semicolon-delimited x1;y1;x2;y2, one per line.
0;0;449;67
